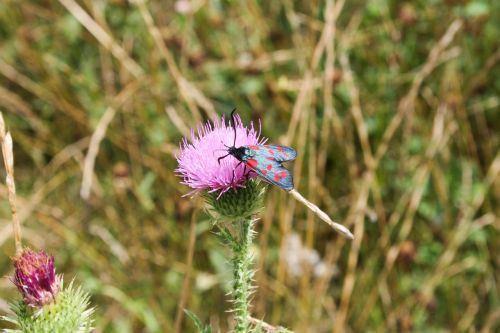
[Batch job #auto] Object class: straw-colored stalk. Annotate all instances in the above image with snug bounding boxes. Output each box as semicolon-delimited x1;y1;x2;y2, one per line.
288;189;353;239
0;113;22;254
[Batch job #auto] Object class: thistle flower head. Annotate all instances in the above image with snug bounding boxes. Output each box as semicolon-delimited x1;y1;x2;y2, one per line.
176;113;266;196
13;249;60;307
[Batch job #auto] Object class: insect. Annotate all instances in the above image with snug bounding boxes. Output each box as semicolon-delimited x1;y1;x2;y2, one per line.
217;109;354;239
217;109;297;191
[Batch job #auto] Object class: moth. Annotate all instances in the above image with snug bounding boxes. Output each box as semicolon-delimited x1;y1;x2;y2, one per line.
217;109;353;239
217;109;296;191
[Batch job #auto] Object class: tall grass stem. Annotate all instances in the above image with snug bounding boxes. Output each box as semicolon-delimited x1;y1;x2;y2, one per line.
0;113;22;254
289;189;353;239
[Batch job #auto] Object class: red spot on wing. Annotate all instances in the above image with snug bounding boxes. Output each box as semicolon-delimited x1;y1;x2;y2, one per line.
249;145;259;150
268;149;274;155
274;171;288;182
283;152;289;157
261;169;268;175
246;159;258;168
266;156;274;160
277;146;284;152
274;170;288;182
267;164;272;171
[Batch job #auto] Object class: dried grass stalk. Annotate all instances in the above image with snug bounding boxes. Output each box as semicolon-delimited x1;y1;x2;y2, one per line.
0;113;22;254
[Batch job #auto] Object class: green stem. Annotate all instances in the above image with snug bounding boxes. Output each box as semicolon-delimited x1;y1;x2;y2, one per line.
231;218;254;333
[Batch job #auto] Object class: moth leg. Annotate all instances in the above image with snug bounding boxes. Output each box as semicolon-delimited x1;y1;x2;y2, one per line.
232;161;243;184
243;165;249;180
243;166;257;180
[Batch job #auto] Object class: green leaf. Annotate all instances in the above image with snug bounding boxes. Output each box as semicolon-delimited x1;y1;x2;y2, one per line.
183;309;204;331
60;15;82;43
464;1;489;17
137;171;157;211
184;309;212;333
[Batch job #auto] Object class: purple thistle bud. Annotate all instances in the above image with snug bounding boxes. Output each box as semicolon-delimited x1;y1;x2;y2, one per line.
13;249;61;307
176;114;266;196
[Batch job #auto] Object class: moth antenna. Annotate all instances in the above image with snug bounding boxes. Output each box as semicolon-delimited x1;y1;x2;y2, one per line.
230;108;237;147
212;149;228;158
217;154;230;165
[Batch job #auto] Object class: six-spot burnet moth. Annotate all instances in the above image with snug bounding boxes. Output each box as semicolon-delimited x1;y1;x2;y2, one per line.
217;109;353;239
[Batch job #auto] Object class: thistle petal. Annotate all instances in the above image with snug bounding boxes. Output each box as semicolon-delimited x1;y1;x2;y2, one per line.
176;114;266;194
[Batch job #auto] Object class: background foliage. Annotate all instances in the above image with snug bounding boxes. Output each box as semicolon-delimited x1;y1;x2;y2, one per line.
0;0;499;332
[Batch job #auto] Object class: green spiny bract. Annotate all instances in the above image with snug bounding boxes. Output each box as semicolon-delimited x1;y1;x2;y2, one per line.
205;180;265;223
2;280;93;333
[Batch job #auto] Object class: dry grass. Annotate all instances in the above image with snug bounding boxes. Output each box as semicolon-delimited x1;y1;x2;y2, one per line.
0;0;499;332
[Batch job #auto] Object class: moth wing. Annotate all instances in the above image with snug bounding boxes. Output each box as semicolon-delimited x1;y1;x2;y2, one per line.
246;153;294;191
262;145;297;162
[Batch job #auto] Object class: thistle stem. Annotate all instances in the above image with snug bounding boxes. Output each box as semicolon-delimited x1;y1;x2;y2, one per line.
231;218;254;333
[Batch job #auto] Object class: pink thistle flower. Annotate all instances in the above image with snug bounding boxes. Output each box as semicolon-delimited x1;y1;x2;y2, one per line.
176;114;266;196
13;249;61;307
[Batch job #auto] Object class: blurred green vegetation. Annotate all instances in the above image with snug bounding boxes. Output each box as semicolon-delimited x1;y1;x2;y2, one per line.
0;0;499;332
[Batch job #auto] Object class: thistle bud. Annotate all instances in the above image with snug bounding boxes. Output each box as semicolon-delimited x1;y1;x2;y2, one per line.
3;249;94;332
13;249;60;307
205;179;265;223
